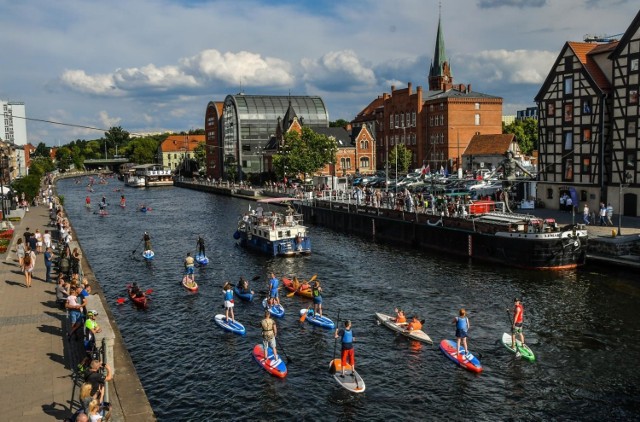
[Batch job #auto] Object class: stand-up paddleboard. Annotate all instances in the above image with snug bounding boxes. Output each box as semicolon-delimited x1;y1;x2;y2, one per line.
233;286;254;302
142;250;155;260
501;332;535;361
214;314;246;336
375;312;433;344
262;298;285;318
300;309;335;329
181;276;198;292
329;359;365;393
195;253;209;265
252;344;287;378
439;339;483;373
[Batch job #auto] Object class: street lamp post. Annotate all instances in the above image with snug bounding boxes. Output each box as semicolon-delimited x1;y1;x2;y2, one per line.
450;126;461;178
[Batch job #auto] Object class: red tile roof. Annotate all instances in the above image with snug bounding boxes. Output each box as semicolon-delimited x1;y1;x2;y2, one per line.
568;42;614;91
160;135;205;152
464;134;515;156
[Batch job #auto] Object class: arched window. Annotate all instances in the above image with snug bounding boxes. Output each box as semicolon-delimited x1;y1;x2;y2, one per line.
360;157;370;169
364;140;369;149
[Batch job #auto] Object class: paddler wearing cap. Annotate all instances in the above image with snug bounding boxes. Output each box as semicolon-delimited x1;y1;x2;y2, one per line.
511;298;525;349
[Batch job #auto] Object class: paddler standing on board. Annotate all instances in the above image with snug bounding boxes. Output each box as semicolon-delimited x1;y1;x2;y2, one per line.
223;282;235;323
261;310;278;362
268;273;280;307
120;195;126;207
335;320;356;377
510;298;525;349
184;252;195;281
142;232;152;254
454;308;471;360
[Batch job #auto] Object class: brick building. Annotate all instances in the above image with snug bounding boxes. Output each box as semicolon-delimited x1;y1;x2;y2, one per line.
352;15;502;175
204;101;224;179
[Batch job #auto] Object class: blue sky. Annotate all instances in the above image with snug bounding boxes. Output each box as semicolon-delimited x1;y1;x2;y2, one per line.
0;0;636;145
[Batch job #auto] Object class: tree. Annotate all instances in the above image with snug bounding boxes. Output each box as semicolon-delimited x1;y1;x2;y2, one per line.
388;145;412;175
330;119;349;128
193;142;207;172
55;147;73;172
33;142;51;158
272;127;337;180
104;126;130;150
123;137;159;164
503;118;538;155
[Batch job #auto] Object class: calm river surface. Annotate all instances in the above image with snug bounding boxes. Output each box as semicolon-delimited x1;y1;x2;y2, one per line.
57;177;640;421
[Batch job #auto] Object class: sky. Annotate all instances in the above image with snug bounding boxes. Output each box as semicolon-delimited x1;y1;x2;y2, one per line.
1;0;637;146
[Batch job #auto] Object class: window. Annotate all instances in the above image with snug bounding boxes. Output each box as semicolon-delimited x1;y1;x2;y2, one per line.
564;132;573;150
582;127;592;142
406;112;410;126
412;112;416;126
439;115;444;126
582;100;592;114
360;141;364;149
429;116;434;126
564;158;574;181
564;103;573;122
365;140;369;149
581;156;591;174
439;103;444;110
630;89;639;104
564;56;573;71
628;119;637;136
391;136;395;146
390;115;393;127
475;103;480;110
429;105;434;112
630;58;639;72
360;157;370;169
546;130;554;144
564;77;573;95
400;113;404;127
412;134;416;145
475;114;480;125
395;115;399;127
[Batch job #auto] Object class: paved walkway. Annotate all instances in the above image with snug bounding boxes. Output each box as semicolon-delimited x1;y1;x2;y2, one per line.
0;203;155;421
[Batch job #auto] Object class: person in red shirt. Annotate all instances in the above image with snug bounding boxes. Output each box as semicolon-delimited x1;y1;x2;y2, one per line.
511;298;525;349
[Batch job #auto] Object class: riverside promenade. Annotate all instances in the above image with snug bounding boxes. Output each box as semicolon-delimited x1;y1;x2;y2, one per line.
0;203;155;421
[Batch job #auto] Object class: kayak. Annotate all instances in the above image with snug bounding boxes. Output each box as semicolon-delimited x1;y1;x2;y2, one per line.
195;253;209;266
214;314;246;336
501;332;535;362
439;339;483;373
299;309;335;329
252;344;287;378
329;359;365;393
181;276;198;292
375;312;433;344
282;277;313;299
233;286;254;302
127;288;148;309
142;250;154;260
262;298;285;318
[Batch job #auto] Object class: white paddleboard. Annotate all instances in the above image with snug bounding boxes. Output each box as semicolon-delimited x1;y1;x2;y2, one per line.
329;359;365;393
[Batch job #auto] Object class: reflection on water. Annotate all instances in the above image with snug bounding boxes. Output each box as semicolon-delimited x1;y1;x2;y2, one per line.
57;178;640;420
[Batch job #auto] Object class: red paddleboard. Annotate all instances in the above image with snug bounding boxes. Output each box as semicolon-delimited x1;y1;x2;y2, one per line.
181;276;198;292
439;339;483;373
252;344;287;378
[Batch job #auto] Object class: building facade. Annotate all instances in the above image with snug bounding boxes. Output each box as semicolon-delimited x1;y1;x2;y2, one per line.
157;134;205;173
219;95;329;181
536;10;640;216
351;16;503;175
1;100;28;146
204;101;224;179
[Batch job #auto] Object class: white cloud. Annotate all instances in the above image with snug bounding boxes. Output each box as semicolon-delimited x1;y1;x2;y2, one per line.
98;111;121;128
301;50;377;92
461;49;556;84
59;70;121;96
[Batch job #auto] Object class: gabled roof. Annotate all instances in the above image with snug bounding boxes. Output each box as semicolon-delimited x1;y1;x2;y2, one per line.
160;135;205;152
463;134;515;156
313;127;353;147
424;88;501;101
568;42;613;91
352;97;384;123
609;9;640;59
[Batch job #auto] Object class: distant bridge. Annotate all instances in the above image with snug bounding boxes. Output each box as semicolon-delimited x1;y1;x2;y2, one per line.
83;158;130;172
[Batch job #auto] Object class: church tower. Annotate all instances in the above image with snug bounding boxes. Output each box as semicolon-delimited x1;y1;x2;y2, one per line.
428;13;453;91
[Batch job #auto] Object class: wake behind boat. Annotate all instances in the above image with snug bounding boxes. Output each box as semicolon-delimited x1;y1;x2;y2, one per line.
234;198;311;257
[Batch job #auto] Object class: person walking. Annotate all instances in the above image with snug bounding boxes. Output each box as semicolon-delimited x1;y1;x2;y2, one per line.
454;308;471;360
583;204;590;225
335;320;356;377
260;310;278;362
16;238;26;272
35;229;43;253
510;298;525;349
606;203;614;226
599;202;607;226
23;246;36;287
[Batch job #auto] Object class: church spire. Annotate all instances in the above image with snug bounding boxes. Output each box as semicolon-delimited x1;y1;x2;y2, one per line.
428;9;453;91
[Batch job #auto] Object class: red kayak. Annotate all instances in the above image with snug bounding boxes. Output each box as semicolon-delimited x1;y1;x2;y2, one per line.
127;288;148;309
282;277;313;299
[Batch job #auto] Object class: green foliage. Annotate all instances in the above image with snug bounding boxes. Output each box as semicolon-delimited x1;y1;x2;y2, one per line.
272;127;337;179
10;174;40;200
193;142;206;171
33;142;51;158
330;119;349;128
104;126;130;149
58;195;65;206
55;147;73;172
388;145;413;174
503;118;538;155
28;157;55;177
125;137;160;164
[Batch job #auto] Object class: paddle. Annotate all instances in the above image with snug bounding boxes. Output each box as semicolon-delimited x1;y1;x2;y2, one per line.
300;308;311;323
330;309;341;374
131;239;143;255
278;336;292;364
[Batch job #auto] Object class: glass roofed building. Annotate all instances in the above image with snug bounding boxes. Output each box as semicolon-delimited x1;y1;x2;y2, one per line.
220;94;329;180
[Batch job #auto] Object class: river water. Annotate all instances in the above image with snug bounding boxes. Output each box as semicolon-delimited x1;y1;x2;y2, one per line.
56;177;640;421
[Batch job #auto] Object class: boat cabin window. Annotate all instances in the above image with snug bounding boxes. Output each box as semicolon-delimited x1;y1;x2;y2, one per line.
278;231;283;238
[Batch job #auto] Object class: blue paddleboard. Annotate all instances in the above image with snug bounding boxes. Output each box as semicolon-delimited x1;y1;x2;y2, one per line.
214;314;246;336
262;298;285;318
